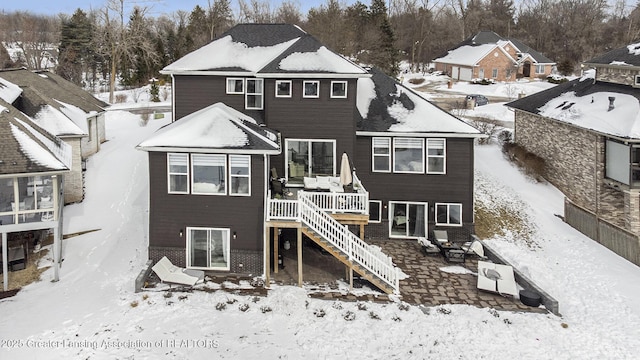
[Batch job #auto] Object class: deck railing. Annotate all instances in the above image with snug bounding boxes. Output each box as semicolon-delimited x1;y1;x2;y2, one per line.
298;195;399;292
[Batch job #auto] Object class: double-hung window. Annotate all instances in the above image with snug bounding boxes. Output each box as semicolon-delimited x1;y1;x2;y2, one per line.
226;78;244;94
246;79;264;109
168;153;189;193
427;139;446;174
393;138;424;173
436;203;462;226
275;80;291;97
372;137;391;172
229;155;251;195
303;80;319;98
535;64;545;74
331;81;347;98
492;68;498;78
192;154;226;195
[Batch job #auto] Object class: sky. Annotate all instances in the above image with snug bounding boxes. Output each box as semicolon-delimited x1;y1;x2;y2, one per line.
0;0;358;17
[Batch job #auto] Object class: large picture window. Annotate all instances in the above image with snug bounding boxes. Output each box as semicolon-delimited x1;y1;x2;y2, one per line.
187;227;230;270
436;203;462;226
229;155;250;195
427;139;446;174
286;139;335;184
246;79;263;109
372;137;391;172
168;153;189;193
393;138;424;173
192;154;226;195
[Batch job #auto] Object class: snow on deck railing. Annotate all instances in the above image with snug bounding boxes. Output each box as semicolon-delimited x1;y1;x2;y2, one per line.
298;195;399;293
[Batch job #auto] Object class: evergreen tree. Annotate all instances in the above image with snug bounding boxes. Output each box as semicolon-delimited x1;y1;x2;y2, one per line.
57;9;93;85
0;42;15;69
369;0;399;76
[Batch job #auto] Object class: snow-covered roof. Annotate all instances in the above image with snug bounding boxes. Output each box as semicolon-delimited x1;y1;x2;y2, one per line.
356;68;482;136
33;104;86;137
585;42;640;67
434;30;554;65
0;76;22;103
161;24;368;77
137;103;280;153
507;70;640;139
0;99;72;175
433;43;511;67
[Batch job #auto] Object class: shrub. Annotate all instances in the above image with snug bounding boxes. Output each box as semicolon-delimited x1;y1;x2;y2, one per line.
260;305;272;313
408;77;425;85
114;94;128;103
215;302;226;311
314;309;326;318
472;119;501;145
368;311;380;320
130;301;139;308
471;78;494;85
497;130;513;144
332;301;343;310
239;303;250;312
163;292;173;299
343;311;356;321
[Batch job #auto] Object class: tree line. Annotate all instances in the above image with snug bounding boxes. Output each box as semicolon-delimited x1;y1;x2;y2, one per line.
1;0;639;100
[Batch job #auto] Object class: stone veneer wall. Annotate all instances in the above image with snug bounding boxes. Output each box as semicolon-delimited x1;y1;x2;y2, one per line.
149;246;263;275
593;65;640;86
515;110;633;232
64;137;84;204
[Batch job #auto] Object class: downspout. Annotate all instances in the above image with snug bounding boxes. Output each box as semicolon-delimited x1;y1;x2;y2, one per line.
263;153;269;279
595;135;600;242
2;232;7;291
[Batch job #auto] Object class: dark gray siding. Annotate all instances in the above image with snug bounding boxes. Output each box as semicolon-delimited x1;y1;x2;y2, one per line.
354;136;475;229
173;75;263;121
147;151;267;253
264;78;358;174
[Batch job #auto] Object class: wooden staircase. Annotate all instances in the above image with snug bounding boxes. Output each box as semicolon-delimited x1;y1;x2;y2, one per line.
301;226;396;294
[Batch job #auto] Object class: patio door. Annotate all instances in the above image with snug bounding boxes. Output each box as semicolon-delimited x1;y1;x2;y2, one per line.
389;202;427;239
187;227;230;270
285;139;336;185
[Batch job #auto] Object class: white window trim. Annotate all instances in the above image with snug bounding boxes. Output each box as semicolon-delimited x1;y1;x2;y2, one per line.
634;75;640;86
191;154;227;196
427;138;446;174
492;68;498;78
330;81;348;98
226;78;244;94
303;80;320;98
167;153;189;194
284;138;337;185
186;227;230;271
388;201;428;239
435;203;463;227
393;138;425;174
275;80;292;98
229;155;251;196
535;64;545;74
372;137;391;173
245;78;264;110
369;200;382;223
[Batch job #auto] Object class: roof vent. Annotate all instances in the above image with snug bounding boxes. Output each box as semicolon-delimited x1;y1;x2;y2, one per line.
608;96;615;111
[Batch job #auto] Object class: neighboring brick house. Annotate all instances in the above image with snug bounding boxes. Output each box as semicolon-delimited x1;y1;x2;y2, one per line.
433;31;555;82
0;68;107;204
0;98;71;291
138;24;481;293
506;43;640;266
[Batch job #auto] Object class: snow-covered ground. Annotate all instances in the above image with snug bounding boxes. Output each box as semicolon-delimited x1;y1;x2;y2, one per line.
2;81;640;359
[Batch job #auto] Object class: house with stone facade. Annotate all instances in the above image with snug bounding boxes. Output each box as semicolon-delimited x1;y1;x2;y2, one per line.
433;31;555;82
0;68;107;204
138;24;482;293
506;43;640;266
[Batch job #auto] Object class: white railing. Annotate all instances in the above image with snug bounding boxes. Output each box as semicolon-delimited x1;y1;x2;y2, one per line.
266;195;298;221
299;191;368;214
298;195;399;293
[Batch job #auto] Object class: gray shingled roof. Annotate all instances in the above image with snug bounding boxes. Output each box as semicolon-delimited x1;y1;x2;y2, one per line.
224;23;306;47
585;44;640;67
0;68;106;113
0;99;71;175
